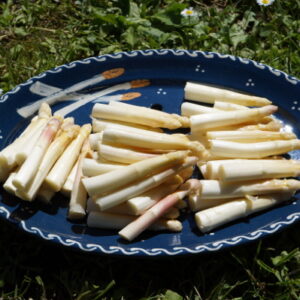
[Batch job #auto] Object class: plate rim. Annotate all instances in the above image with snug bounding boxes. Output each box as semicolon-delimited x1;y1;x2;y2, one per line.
1;49;300;256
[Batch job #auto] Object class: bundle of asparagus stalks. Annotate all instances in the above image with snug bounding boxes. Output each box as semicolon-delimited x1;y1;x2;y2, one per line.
0;100;203;242
1;80;300;242
183;81;300;233
83;101;204;241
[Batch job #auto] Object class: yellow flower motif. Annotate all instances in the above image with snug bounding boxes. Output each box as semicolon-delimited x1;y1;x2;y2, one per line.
181;7;197;17
256;0;275;6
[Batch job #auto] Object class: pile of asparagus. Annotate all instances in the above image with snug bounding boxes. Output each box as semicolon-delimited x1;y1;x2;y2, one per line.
83;101;205;241
183;82;300;233
0;100;205;241
1;80;300;241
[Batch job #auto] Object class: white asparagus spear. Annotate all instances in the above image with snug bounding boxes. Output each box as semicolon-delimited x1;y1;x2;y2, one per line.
17;68;125;118
14;121;51;165
219;160;300;182
198;163;208;179
0;103;51;181
102;128;205;157
92;118;163;133
190;105;277;133
125;167;193;214
90;175;184;215
36;185;56;203
205;159;251;179
92;103;182;129
16;125;80;201
82;158;124;177
44;124;91;191
3;170;19;195
87;196;180;219
195;192;295;233
184;82;271;106
189;194;229;212
98;143;158;164
209;139;300;158
83;151;188;197
206;130;296;142
87;211;182;232
126;176;184;215
68;139;93;220
194;179;300;201
89;132;103;150
239;121;282;132
61;159;79;197
213;101;249;111
119;179;200;241
13;117;62;190
110;101;190;127
87;197;137;215
181;102;220;116
94;157;198;211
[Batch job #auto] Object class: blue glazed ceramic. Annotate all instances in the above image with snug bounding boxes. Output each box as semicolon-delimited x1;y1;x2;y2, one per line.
0;49;300;256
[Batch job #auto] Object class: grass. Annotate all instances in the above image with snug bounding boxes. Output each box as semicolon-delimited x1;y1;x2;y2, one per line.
0;0;300;299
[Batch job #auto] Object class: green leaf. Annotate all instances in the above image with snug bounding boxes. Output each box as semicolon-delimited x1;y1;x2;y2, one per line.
271;249;300;267
14;27;28;37
162;289;183;300
123;26;137;48
152;3;186;27
129;1;141;18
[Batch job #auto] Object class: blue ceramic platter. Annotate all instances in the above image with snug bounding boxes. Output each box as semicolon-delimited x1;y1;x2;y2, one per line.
1;49;300;256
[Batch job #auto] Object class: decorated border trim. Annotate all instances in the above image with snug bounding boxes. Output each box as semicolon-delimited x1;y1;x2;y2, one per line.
0;49;299;104
1;204;299;256
0;49;300;256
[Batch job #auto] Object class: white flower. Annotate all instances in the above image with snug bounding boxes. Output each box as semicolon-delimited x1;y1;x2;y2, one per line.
256;0;275;6
181;7;197;17
0;89;3;95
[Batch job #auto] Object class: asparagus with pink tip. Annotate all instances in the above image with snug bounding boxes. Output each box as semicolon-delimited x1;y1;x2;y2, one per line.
13;116;62;191
16;124;80;201
0;103;51;181
118;179;201;241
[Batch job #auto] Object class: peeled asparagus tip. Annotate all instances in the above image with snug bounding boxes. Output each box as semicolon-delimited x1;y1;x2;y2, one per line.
121;92;141;101
130;79;150;88
261;105;278;115
188;141;206;157
61;117;75;130
285;132;297;139
180;179;201;194
101;68;125;79
290;139;300;150
68;204;86;220
165;220;183;232
171;114;191;127
38;102;52;119
285;179;300;190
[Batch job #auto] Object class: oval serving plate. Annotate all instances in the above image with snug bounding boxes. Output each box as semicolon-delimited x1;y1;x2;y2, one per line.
1;49;300;256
